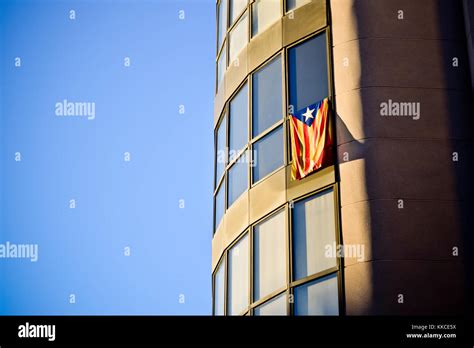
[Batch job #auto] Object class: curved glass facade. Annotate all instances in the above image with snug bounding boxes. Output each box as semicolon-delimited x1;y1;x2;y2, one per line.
212;0;341;316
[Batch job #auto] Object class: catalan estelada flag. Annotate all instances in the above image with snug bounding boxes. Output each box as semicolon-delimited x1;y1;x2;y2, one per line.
289;98;333;180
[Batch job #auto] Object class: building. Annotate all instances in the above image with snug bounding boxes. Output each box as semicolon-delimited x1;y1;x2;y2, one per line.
212;0;474;316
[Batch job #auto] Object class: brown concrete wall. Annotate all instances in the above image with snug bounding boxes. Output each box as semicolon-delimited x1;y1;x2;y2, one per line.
463;0;474;90
330;0;474;315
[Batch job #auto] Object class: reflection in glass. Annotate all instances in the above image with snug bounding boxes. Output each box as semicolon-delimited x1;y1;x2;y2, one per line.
215;115;226;187
286;0;311;12
294;273;339;315
227;154;248;207
217;48;226;88
229;83;248;154
292;189;336;280
254;293;287;316
254;210;286;301
214;180;225;231
217;0;228;49
288;33;328;112
230;0;247;24
228;235;249;315
214;259;226;315
252;55;282;137
252;126;283;183
252;0;281;37
229;12;248;65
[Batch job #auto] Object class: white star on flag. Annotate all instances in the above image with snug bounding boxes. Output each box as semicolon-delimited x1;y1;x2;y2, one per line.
302;106;315;122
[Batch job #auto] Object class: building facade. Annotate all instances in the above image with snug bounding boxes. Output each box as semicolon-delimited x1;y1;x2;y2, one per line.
212;0;474;316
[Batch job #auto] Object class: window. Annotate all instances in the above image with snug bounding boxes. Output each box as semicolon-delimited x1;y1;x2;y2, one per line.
286;0;311;12
288;33;328;113
252;0;281;37
217;0;227;49
229;12;248;65
215;115;227;187
228;234;249;315
292;189;337;280
294;273;338;315
252;55;282;137
230;0;247;24
227;153;248;207
252;126;283;183
217;48;226;88
254;293;287;315
213;259;226;315
253;209;286;301
214;180;225;231
229;83;248;156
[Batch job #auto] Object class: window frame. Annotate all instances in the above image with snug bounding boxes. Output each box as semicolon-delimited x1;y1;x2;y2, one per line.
226;230;251;316
284;27;334;166
212;23;342;316
228;9;250;67
249;51;287;186
213;183;343;316
214;111;227;191
212;254;227;315
287;184;343;315
251;207;288;307
229;0;249;28
226;149;249;208
250;0;283;38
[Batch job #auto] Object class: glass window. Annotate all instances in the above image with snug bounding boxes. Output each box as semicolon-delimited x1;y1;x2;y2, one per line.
230;0;247;24
286;0;311;12
252;55;282;137
228;234;249;315
252;0;281;37
217;0;227;49
215;115;226;188
213;259;226;315
214;180;225;231
217;48;226;88
288;33;328;113
254;209;286;301
254;293;287;315
292;189;337;280
229;12;248;65
229;83;248;156
227;153;248;207
294;273;339;315
252;126;283;183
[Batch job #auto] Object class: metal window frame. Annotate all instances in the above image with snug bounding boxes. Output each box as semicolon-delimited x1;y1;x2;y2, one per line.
251;206;288;306
229;0;249;29
214;111;227;192
250;0;283;39
226;230;250;316
213;183;342;315
213;176;225;233
228;9;250;67
212;254;227;316
249;51;286;186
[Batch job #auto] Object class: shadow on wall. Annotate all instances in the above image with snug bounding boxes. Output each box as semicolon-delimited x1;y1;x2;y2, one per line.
333;0;474;315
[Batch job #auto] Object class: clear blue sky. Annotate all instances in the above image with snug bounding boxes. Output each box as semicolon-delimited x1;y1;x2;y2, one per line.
0;0;215;314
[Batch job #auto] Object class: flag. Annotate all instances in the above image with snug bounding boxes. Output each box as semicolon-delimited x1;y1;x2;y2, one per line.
289;97;333;180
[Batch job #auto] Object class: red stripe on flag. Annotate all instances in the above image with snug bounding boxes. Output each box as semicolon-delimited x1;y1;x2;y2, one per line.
303;122;310;173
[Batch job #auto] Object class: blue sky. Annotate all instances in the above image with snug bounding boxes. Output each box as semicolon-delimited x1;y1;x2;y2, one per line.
0;0;215;314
